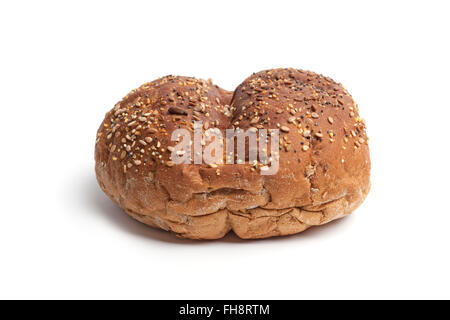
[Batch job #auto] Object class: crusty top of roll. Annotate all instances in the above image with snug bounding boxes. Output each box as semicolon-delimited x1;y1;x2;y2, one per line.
95;69;370;239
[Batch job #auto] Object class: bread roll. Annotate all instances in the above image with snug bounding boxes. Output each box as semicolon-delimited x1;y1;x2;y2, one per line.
95;69;370;239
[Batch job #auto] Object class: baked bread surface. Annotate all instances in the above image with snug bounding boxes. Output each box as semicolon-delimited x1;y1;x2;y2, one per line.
95;69;370;239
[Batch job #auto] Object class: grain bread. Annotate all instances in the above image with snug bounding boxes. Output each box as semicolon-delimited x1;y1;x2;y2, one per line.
95;69;370;239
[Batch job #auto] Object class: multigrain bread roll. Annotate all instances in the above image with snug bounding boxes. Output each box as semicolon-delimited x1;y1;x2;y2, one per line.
95;69;370;239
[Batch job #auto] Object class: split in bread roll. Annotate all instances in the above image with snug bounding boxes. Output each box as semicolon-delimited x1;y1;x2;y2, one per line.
95;69;370;239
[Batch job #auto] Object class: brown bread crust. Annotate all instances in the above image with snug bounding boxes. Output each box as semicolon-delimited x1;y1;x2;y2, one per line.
95;69;370;239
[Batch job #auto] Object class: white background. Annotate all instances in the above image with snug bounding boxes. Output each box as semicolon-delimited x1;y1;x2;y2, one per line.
1;0;449;299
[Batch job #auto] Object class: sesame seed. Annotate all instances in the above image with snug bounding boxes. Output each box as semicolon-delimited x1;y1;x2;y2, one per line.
280;126;290;133
134;160;142;166
311;112;319;119
250;117;259;124
328;117;334;124
302;145;309;151
114;109;125;116
166;161;175;167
